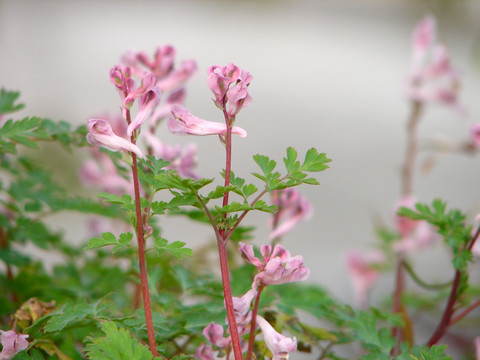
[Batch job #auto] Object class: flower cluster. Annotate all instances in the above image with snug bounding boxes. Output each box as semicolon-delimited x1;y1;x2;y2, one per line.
405;16;463;112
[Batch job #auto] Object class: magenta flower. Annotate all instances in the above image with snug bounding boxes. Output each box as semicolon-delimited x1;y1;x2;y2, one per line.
207;63;252;116
86;118;143;158
269;188;313;241
168;105;247;137
127;87;161;137
256;316;297;360
405;16;463;112
346;250;384;308
239;243;309;288
202;322;230;349
0;330;29;360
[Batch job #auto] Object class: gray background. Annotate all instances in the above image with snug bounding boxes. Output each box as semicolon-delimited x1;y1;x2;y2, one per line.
1;0;480;311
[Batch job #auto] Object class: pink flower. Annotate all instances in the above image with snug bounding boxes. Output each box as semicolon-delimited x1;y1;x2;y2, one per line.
232;289;257;322
0;330;29;360
207;63;252;116
86;118;143;158
143;132;199;178
122;46;176;79
239;243;309;288
168;105;247;137
405;16;463;112
79;153;132;195
151;88;186;127
127;87;161;137
393;195;418;237
393;195;437;254
346;250;384;308
256;316;297;360
123;72;156;110
157;60;198;93
470;123;480;148
194;343;216;360
202;322;230;349
269;189;313;241
393;221;436;254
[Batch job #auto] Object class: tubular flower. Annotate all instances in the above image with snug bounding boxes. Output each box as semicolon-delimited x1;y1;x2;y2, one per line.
168;105;247;137
0;330;29;360
202;322;230;349
86;118;143;158
256;316;297;360
346;250;385;308
269;188;313;241
194;344;216;360
232;289;257;322
405;16;463;112
127;87;161;137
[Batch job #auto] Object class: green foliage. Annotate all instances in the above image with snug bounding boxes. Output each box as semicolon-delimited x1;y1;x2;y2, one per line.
253;147;331;191
0;88;25;114
153;238;192;259
85;321;155;360
85;232;133;253
397;199;472;271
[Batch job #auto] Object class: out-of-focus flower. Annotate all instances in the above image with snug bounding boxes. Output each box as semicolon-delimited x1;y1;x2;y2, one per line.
194;343;216;360
393;221;436;254
127;87;161;137
157;60;198;93
86;119;143;158
143;132;199;179
0;330;29;360
393;195;418;237
79;152;132;195
346;250;385;308
470;123;480;149
256;316;297;360
151;88;186;127
405;16;463;113
393;195;437;254
207;63;252;116
239;243;309;288
269;189;313;241
168;105;247;137
202;322;230;349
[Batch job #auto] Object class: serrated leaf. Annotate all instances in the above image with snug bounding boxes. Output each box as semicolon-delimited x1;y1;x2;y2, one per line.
0;88;25;114
85;232;117;250
85;321;153;360
45;301;106;333
242;184;257;198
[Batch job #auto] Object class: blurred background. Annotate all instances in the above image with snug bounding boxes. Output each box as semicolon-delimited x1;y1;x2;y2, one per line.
1;0;480;309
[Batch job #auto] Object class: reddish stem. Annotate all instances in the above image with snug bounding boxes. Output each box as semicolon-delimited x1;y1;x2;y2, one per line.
131;152;160;358
217;237;244;360
427;271;461;346
448;298;480;327
246;286;263;360
126;108;159;358
216;107;243;360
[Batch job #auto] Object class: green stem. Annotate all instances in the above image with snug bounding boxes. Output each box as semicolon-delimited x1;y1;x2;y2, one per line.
403;261;452;290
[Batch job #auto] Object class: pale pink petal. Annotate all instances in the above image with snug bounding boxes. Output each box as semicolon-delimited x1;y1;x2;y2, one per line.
86;119;144;158
168;105;247;137
0;330;29;360
202;322;230;349
127;87;161;136
239;242;263;269
256;316;297;360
